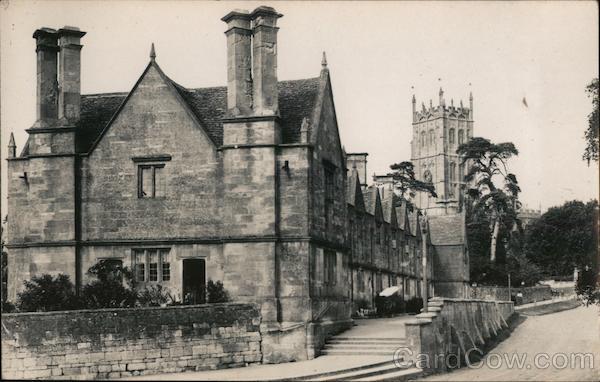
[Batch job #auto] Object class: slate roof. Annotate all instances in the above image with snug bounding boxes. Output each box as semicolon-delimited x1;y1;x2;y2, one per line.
407;209;419;237
363;187;378;216
381;194;396;226
428;213;466;246
74;76;321;153
395;201;408;232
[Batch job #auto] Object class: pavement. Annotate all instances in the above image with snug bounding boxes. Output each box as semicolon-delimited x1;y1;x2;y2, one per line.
418;305;600;381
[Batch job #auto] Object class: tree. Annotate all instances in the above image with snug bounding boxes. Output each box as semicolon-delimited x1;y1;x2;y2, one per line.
583;78;599;164
457;137;521;262
206;280;230;303
388;161;437;211
80;260;137;309
17;274;80;312
524;200;598;277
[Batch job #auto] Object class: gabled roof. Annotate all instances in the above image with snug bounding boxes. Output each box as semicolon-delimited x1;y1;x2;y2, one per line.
70;60;321;153
347;169;365;211
407;208;420;237
428;213;466;246
395;200;409;232
381;194;398;229
364;186;383;222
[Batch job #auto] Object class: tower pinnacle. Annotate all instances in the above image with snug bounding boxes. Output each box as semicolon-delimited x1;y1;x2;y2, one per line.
8;132;16;158
150;43;156;61
321;51;328;68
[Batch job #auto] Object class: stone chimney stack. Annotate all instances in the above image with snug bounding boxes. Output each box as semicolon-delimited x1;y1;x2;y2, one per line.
222;10;253;116
347;153;369;187
33;28;59;126
57;26;86;124
250;6;282;116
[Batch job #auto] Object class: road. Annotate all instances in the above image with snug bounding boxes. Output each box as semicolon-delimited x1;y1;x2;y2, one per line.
420;305;600;381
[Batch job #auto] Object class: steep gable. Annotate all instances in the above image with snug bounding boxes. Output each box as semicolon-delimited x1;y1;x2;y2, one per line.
395;200;410;232
381;194;399;229
347;169;366;212
73;63;321;154
364;187;384;222
309;67;344;166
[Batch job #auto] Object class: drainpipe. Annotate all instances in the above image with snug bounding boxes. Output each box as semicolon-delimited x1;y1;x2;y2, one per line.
420;212;429;312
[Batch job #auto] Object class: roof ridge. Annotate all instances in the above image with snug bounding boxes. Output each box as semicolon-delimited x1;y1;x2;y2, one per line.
82;92;128;98
82;77;322;98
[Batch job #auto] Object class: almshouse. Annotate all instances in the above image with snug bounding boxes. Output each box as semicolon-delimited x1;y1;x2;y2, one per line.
5;6;469;362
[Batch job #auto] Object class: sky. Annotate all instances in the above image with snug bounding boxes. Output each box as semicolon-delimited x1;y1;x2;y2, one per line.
1;1;598;216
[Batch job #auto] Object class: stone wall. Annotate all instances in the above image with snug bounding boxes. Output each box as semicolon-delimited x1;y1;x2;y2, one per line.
405;298;514;373
470;285;552;304
1;303;261;380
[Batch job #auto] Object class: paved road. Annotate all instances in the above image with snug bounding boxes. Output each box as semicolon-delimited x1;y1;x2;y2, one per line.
421;305;600;381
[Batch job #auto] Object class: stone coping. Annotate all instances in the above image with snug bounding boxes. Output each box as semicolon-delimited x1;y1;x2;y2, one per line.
2;302;258;317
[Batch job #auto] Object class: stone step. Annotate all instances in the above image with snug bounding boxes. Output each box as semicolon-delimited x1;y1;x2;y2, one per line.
320;349;397;356
323;344;402;351
353;367;424;381
331;337;406;342
307;362;402;381
290;360;395;381
327;339;407;345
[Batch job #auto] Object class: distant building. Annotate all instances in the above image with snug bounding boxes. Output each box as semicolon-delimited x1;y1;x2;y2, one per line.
518;207;542;227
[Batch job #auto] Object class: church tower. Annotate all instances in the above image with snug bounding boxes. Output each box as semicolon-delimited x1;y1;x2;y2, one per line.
410;88;473;215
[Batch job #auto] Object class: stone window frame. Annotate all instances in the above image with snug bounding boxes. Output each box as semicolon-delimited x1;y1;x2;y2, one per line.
132;155;172;199
323;249;337;286
458;129;465;145
448;128;456;145
131;248;171;283
323;160;336;229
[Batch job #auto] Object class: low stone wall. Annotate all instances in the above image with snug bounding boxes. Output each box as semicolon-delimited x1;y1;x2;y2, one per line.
1;303;262;380
470;285;552;305
405;298;514;373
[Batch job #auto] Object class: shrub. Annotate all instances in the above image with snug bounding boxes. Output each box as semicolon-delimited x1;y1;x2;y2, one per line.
206;280;229;303
17;274;79;312
80;260;137;309
405;297;423;314
375;294;404;316
137;284;177;307
1;300;16;313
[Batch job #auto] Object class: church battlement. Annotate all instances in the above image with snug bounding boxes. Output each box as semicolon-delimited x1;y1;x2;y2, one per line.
412;88;473;123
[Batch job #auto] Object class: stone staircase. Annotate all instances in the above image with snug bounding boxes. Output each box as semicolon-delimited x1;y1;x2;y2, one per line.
321;337;408;356
292;359;423;381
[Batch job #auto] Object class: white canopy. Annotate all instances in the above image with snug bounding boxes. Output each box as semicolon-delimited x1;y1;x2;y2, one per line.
379;286;400;297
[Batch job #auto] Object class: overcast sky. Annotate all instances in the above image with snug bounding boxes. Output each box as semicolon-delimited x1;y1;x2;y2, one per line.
1;1;598;216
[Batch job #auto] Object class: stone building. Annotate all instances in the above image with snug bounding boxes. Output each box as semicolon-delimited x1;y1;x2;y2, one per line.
411;89;474;215
5;5;466;362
